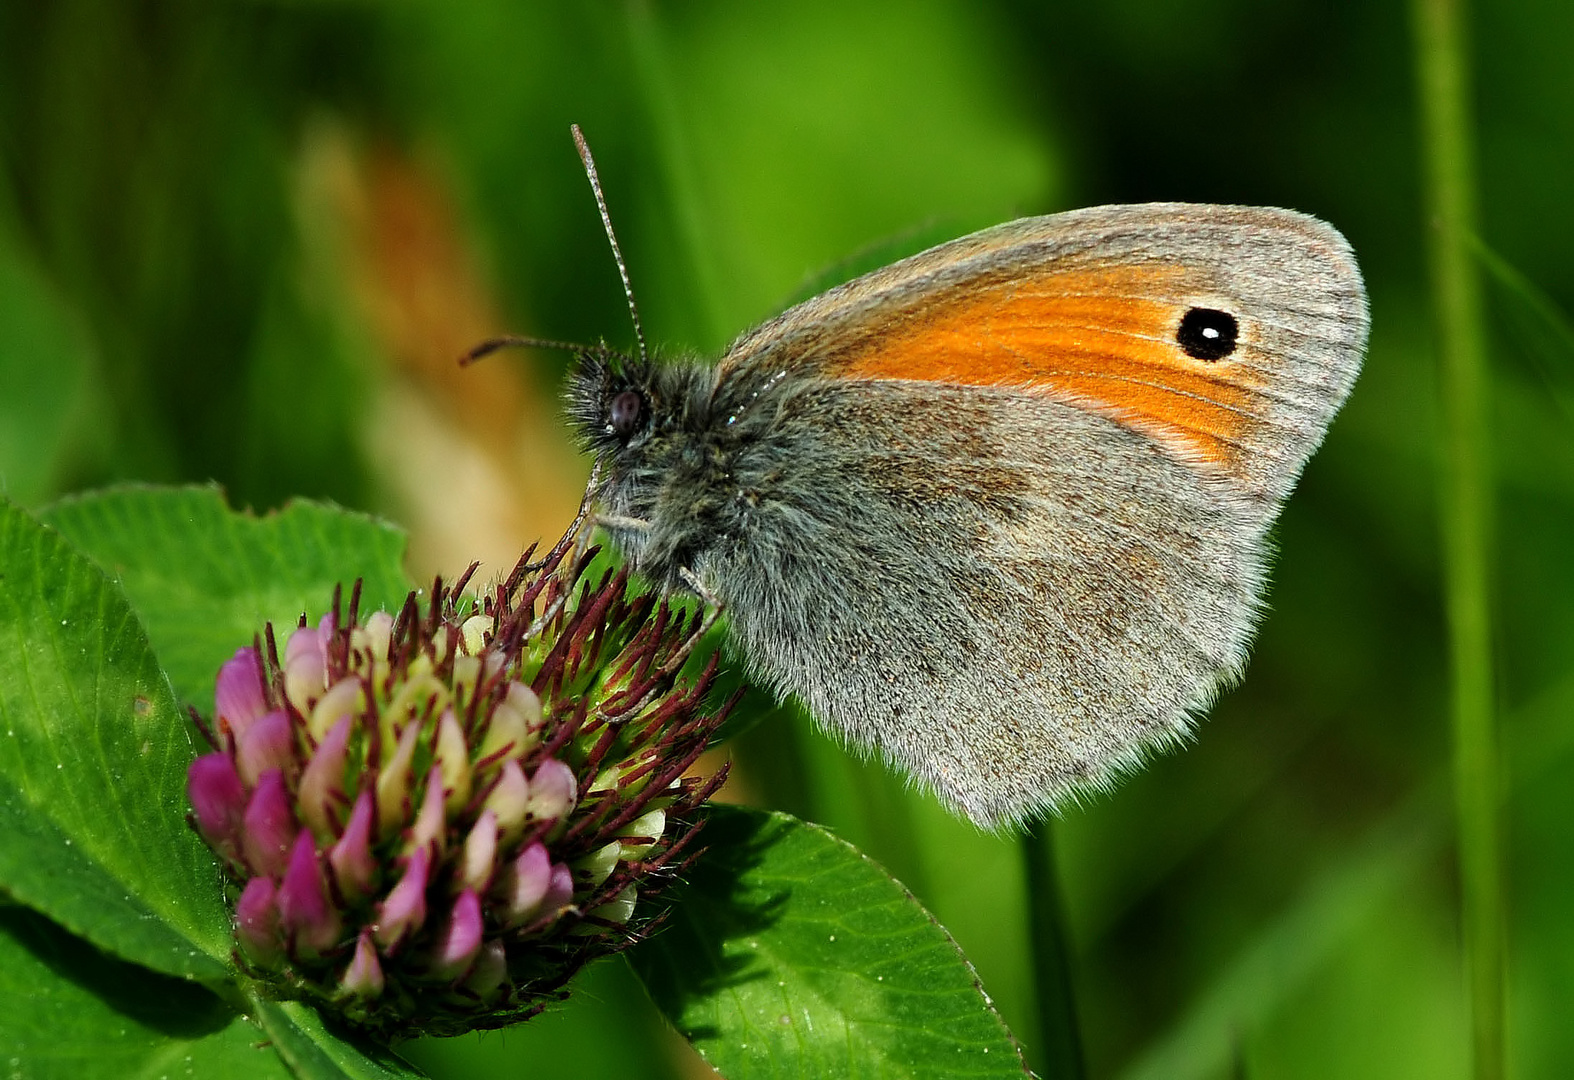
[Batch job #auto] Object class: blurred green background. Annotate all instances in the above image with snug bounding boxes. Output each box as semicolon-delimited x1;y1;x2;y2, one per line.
2;1;1571;1077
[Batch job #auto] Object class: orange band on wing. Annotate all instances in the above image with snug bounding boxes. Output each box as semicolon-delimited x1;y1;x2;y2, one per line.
835;265;1257;465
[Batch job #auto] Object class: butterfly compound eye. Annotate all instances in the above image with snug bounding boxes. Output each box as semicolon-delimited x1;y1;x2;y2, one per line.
609;390;644;437
1177;307;1239;361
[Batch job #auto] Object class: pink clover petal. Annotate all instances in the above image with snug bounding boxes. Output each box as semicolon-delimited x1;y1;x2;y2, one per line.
329;789;378;901
215;647;269;742
376;847;430;951
236;709;295;787
485;759;530;841
496;842;553;927
235;876;283;967
458;810;498;895
361;611;394;661
187;753;246;851
540;863;575;919
428;889;483;981
342;930;385;999
241;769;298;878
284;620;329;671
405;764;447;861
525;758;577;822
283;619;331;714
278;832;341;957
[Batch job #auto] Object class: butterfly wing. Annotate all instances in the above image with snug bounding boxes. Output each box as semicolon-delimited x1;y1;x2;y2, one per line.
704;204;1368;826
722;203;1367;511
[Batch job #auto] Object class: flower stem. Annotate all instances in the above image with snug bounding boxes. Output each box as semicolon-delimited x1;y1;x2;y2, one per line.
1411;1;1503;1077
1021;821;1085;1079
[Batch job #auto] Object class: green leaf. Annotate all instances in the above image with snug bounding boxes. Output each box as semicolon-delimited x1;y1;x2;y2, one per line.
632;806;1027;1079
249;998;426;1080
40;485;413;709
0;498;232;981
0;906;287;1080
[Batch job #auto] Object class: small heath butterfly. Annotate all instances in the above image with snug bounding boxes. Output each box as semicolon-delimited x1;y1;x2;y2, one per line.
490;132;1369;828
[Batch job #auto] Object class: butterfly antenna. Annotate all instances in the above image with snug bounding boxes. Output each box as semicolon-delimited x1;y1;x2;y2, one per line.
572;123;649;367
460;335;591;366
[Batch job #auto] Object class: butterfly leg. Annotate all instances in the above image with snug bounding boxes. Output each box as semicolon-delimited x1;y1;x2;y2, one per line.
519;460;606;574
655;567;724;677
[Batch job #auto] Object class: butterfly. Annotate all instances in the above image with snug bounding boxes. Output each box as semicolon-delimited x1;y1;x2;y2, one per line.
478;133;1368;827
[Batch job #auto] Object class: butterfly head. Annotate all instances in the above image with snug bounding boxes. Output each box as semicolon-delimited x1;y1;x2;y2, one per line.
566;347;726;582
566;344;653;454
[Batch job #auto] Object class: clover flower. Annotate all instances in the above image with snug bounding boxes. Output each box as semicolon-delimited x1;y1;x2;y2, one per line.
187;546;733;1039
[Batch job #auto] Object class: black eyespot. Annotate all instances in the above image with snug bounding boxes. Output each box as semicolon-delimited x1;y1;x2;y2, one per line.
1176;307;1239;361
609;390;644;438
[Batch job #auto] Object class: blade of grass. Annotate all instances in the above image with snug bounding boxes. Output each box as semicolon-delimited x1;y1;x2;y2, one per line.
1022;820;1085;1080
1411;0;1503;1077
